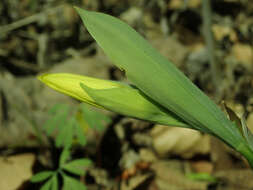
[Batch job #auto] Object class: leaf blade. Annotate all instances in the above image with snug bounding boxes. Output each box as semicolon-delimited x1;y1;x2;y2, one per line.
63;176;87;190
30;171;54;183
59;148;71;167
62;158;92;176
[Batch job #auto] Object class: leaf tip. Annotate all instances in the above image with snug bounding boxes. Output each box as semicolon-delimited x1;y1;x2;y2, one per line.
73;6;90;18
37;73;49;84
73;6;82;14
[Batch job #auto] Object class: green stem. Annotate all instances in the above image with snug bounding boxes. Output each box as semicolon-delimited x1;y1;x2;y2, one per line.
202;0;222;101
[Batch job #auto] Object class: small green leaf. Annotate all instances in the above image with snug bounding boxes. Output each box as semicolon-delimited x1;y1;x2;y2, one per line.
48;104;69;115
63;176;87;190
74;119;87;146
40;178;52;190
51;174;58;190
44;110;68;135
59;148;71;167
55;118;74;148
30;171;54;183
62;158;92;176
55;123;68;147
62;118;75;148
186;173;216;182
80;104;102;130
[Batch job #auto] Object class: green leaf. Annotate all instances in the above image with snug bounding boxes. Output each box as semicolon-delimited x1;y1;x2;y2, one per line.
44;108;69;135
55;118;74;148
79;103;110;131
74;119;87;146
62;158;92;176
48;104;69;115
63;118;75;148
51;174;58;190
80;83;190;129
43;113;62;135
40;178;52;190
80;104;99;130
60;148;71;167
55;123;68;147
63;176;87;190
30;171;54;183
186;173;216;182
74;7;244;150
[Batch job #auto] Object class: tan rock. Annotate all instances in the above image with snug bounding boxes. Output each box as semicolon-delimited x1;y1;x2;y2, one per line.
0;154;35;190
191;161;213;174
168;0;183;9
212;24;237;42
232;43;253;68
188;0;201;8
150;125;210;158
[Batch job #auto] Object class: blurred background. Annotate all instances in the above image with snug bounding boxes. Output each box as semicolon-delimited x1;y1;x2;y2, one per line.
0;0;253;189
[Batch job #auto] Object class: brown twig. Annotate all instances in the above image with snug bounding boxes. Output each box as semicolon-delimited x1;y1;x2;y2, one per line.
9;58;42;72
0;5;63;36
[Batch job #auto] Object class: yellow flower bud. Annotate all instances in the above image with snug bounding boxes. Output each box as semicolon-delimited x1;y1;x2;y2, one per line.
38;73;121;108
